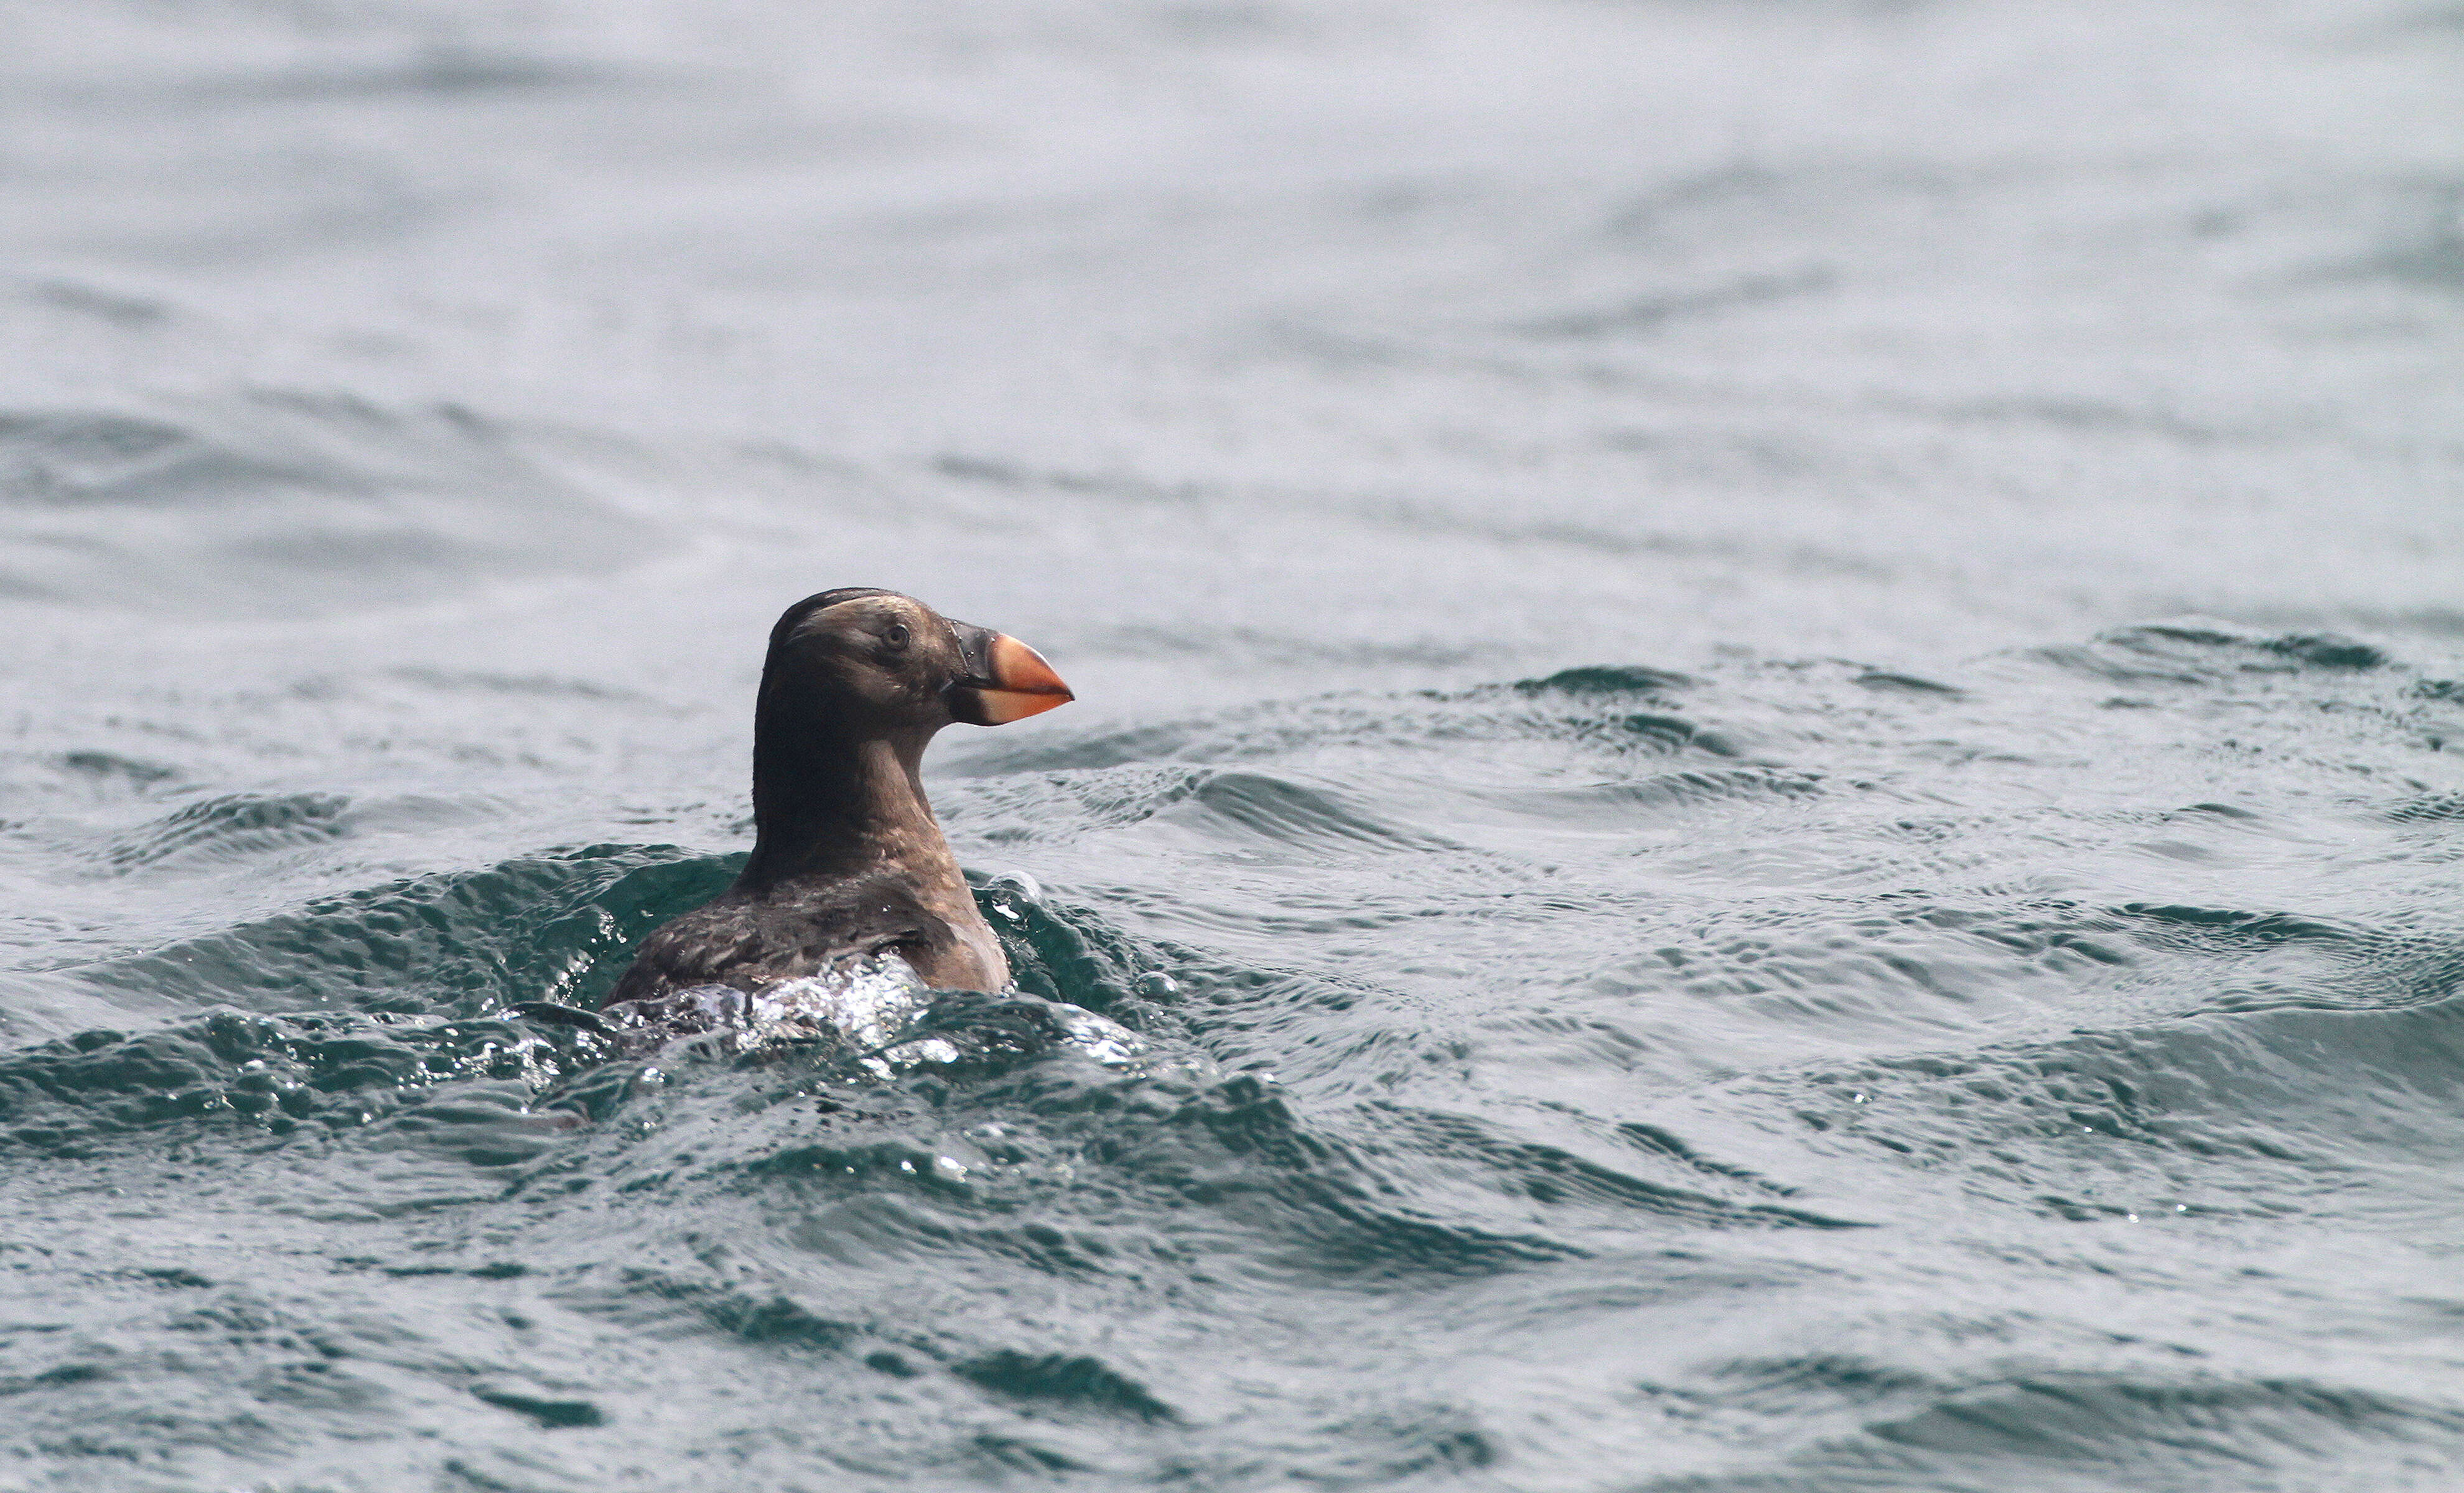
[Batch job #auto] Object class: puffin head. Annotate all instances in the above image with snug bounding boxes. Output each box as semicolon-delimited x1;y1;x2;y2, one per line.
760;588;1073;737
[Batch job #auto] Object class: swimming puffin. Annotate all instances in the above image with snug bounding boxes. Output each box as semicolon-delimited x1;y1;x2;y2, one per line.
601;588;1071;1006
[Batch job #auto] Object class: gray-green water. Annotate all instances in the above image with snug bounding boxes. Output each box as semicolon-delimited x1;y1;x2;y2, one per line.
2;1;2462;1489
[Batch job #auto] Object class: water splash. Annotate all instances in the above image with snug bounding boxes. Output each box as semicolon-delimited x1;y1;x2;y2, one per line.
583;953;1197;1082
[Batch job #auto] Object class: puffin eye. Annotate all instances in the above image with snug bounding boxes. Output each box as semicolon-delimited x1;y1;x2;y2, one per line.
882;622;911;650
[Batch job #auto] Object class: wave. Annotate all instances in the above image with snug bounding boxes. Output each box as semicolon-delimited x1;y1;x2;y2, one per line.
70;844;739;1017
0;393;650;614
1633;1362;2464;1491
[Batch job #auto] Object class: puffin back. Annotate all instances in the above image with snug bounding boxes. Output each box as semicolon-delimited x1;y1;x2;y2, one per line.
600;870;952;1007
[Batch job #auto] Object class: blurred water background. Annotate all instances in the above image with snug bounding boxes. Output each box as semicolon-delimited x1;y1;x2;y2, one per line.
2;0;2462;1488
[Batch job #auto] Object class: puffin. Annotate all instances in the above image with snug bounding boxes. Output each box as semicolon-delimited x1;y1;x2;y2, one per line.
600;588;1071;1008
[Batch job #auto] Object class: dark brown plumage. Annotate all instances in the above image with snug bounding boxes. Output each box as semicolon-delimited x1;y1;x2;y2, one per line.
602;588;1071;1006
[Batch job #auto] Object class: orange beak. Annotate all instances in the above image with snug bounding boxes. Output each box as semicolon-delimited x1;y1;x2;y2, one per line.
949;625;1074;726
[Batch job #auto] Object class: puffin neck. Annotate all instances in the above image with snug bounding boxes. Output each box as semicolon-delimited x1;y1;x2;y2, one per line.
740;696;945;891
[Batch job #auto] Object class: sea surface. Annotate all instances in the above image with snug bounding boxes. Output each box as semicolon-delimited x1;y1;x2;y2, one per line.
2;1;2461;1489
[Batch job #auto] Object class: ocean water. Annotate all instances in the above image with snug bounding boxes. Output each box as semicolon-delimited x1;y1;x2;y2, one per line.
2;0;2462;1488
